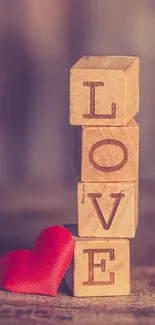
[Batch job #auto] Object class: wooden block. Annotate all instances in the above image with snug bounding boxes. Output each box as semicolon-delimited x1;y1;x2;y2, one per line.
73;126;82;178
78;181;138;238
65;225;130;297
81;119;139;182
70;56;139;126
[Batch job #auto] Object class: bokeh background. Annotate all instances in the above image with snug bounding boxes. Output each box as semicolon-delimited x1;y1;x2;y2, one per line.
0;0;154;265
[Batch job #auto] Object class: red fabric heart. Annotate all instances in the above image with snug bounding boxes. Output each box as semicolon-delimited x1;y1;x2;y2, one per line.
0;226;74;296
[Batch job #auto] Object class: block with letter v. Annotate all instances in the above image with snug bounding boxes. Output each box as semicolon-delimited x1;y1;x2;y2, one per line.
78;181;138;238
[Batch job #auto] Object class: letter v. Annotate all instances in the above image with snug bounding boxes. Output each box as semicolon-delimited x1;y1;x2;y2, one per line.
87;192;125;230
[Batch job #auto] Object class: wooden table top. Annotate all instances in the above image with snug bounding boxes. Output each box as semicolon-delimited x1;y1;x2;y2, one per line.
0;266;155;325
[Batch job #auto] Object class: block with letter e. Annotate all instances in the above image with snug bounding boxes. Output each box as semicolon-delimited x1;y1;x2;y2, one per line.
70;56;139;126
65;225;130;297
81;119;139;182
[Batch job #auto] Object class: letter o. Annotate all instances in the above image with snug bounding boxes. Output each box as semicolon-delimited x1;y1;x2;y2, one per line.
89;139;128;172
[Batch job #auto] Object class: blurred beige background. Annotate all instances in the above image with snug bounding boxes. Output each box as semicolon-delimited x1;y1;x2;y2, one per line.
0;0;154;184
0;0;154;265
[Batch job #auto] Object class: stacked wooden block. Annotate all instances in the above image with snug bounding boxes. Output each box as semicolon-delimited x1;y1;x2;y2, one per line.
66;56;139;297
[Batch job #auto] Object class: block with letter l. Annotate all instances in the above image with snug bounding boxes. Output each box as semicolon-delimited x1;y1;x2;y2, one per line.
65;225;130;297
70;55;139;126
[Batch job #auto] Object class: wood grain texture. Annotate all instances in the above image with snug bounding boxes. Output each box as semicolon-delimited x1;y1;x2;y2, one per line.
81;119;139;182
70;56;139;126
0;266;155;325
78;181;138;238
65;224;130;297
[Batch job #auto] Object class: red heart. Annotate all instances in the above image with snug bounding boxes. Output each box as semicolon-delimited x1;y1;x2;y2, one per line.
0;226;74;296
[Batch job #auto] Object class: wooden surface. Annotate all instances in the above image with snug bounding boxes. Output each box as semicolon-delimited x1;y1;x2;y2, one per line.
0;266;155;324
81;120;139;182
78;181;138;238
0;180;154;324
70;55;139;126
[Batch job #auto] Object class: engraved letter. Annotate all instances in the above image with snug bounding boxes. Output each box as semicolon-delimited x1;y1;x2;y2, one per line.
89;139;128;172
83;249;115;285
83;81;116;119
87;192;125;230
